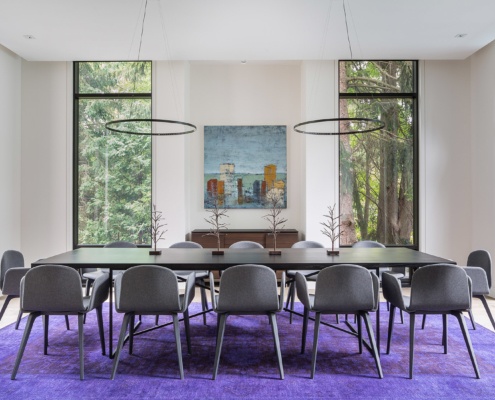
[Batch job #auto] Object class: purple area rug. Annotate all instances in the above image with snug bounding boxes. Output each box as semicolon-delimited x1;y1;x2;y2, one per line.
0;302;494;399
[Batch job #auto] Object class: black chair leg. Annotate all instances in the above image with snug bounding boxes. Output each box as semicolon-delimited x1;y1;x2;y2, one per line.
363;312;383;379
357;314;362;354
421;314;426;329
111;313;132;380
477;295;495;330
269;313;284;380
129;314;135;355
454;311;480;379
310;313;321;379
467;309;476;330
11;312;40;380
212;313;228;380
43;315;49;355
301;307;309;354
15;309;23;330
65;315;70;330
442;314;448;354
78;314;85;380
172;314;184;380
386;305;396;355
288;282;296;324
409;313;416;379
184;308;192;354
199;278;208;325
0;295;15;322
95;306;106;355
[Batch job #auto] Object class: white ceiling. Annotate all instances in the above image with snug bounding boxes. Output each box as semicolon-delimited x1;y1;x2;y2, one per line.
1;0;495;62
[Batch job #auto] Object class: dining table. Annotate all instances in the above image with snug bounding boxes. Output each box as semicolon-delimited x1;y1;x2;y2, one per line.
32;246;455;356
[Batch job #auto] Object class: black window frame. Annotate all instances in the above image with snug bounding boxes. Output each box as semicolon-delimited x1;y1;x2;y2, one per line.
338;60;419;249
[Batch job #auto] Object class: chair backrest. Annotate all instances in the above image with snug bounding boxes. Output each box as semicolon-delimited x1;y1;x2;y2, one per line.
169;241;203;249
21;265;85;312
216;264;279;312
313;264;377;312
467;250;492;288
409;263;471;312
116;265;181;313
291;241;324;249
229;241;264;249
104;241;137;248
352;240;385;248
1;250;24;288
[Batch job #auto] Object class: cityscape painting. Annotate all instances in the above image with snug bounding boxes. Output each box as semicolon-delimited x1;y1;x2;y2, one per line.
204;125;287;209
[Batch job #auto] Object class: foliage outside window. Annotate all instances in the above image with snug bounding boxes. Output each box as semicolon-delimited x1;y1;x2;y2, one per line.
74;61;152;246
339;61;417;247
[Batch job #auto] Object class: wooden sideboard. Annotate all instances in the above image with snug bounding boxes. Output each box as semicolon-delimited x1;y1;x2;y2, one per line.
189;229;299;249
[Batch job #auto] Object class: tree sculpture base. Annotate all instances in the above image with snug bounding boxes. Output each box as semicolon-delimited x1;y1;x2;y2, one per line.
327;250;339;256
269;250;282;255
212;250;224;255
149;250;162;255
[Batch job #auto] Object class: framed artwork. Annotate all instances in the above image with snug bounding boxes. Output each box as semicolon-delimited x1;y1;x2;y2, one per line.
204;125;287;209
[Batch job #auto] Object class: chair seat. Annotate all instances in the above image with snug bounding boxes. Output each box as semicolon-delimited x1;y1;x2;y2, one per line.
175;270;208;279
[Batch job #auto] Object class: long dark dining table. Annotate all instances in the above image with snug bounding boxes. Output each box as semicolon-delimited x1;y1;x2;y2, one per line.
32;247;455;356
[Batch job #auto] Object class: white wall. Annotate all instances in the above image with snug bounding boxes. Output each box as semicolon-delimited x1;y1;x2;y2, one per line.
21;61;71;265
0;45;22;258
469;40;495;296
421;60;472;263
188;62;303;235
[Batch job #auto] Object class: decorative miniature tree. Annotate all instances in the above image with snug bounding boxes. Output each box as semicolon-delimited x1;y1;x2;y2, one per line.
321;203;342;255
204;195;229;255
150;204;167;255
263;191;288;255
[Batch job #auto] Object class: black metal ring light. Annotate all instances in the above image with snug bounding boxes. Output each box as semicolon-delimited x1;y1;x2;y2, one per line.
293;118;385;135
105;119;197;136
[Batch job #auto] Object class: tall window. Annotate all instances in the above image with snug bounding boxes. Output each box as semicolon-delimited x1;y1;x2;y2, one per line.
74;61;152;247
339;61;418;247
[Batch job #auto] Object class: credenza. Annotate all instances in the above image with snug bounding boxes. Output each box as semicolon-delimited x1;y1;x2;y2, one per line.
189;229;299;249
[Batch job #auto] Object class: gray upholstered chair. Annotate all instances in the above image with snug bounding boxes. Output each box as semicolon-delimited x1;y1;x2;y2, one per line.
463;250;494;330
228;240;264;249
296;264;383;379
0;250;29;329
11;265;110;380
382;264;480;379
209;264;285;380
285;240;325;323
164;241;208;325
82;240;137;295
111;265;196;380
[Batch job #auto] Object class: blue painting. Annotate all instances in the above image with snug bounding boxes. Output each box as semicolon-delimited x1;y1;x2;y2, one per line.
204;125;287;209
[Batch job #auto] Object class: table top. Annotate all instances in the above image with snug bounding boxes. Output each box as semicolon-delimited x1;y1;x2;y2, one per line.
31;247;455;271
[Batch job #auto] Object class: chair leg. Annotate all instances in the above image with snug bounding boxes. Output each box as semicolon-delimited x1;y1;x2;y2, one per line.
268;313;284;380
110;313;132;380
363;312;383;379
85;279;92;296
478;295;495;330
453;311;480;379
409;313;416;379
129;314;135;355
11;312;40;380
301;307;309;354
421;314;426;329
386;305;396;355
288;282;296;324
78;314;85;380
95;306;106;355
400;309;404;324
357;314;362;354
155;315;159;325
15;309;23;330
65;315;70;330
467;309;476;330
442;314;448;354
199;278;208;325
0;295;15;322
212;313;228;380
310;313;321;379
43;315;49;355
172;314;184;380
184;308;192;355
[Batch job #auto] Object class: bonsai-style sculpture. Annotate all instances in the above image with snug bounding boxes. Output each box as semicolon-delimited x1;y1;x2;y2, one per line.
321;203;342;255
204;195;229;255
150;204;167;255
263;191;288;255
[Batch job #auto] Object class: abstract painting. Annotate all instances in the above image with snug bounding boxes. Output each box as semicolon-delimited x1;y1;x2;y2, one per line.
204;125;287;209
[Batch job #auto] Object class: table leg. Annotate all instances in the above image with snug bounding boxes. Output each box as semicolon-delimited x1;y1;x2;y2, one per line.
109;270;113;358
